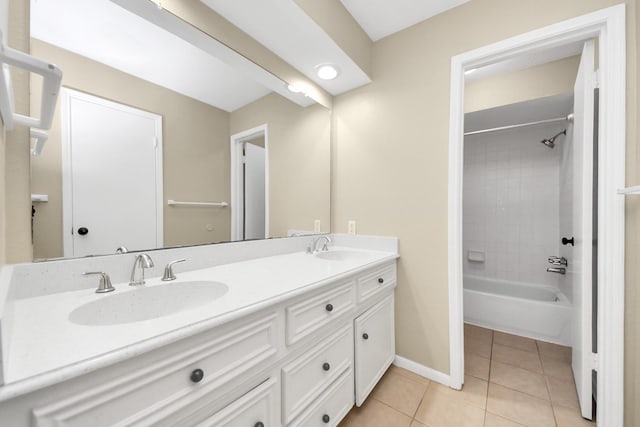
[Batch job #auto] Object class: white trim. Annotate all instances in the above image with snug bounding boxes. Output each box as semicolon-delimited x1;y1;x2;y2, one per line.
393;355;454;388
61;88;164;257
447;5;626;426
230;124;269;241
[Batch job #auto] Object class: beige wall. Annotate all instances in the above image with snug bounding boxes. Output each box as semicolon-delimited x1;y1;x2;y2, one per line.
333;0;628;379
230;93;331;236
625;1;640;425
465;55;580;113
29;40;231;259
5;0;31;263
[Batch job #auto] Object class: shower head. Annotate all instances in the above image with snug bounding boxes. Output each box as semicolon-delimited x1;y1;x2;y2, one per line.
540;129;566;149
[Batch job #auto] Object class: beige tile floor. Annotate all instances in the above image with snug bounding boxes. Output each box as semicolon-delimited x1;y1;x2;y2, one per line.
339;324;594;427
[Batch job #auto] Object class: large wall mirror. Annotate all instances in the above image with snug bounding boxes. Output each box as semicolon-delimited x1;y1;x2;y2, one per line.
28;0;331;260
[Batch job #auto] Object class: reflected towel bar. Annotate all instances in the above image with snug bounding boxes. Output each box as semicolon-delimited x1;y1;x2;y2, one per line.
167;200;228;207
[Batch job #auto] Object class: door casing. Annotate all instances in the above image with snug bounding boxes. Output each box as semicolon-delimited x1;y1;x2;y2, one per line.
230;124;269;241
447;5;626;427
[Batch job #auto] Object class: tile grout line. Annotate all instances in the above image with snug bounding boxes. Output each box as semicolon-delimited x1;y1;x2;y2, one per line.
410;380;431;426
483;330;494;427
537;340;560;427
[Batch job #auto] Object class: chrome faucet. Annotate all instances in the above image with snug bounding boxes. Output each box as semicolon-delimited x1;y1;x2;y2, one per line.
547;267;566;275
115;246;129;254
309;235;332;253
83;271;115;293
129;253;154;286
162;259;186;281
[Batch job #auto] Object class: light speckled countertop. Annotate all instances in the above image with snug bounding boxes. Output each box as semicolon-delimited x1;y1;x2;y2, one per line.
0;246;397;401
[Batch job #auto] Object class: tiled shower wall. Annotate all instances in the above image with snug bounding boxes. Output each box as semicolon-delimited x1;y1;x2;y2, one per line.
463;123;567;287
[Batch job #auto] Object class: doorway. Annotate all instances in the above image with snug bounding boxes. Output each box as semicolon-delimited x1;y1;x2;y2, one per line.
230;124;268;241
61;88;163;257
447;6;626;427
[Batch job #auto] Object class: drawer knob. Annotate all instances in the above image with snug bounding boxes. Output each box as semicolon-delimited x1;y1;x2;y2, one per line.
378;277;384;284
325;303;334;312
362;333;369;340
322;362;331;371
190;368;204;383
254;423;264;427
322;414;330;423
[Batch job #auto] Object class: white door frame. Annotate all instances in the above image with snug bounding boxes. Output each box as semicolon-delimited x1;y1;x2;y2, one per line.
447;5;625;426
230;124;269;241
61;88;164;257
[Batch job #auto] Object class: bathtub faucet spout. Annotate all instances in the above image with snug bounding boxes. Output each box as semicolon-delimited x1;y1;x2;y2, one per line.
547;267;566;275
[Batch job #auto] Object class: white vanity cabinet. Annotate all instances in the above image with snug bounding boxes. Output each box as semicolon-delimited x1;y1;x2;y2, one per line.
31;311;283;427
0;259;397;427
195;377;280;427
354;294;395;406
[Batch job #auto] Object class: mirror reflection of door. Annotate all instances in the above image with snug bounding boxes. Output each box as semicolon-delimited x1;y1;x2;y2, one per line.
62;89;163;257
243;141;266;240
231;125;268;241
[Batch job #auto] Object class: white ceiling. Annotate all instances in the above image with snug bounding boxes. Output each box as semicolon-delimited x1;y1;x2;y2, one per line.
201;0;371;96
30;0;272;112
340;0;471;41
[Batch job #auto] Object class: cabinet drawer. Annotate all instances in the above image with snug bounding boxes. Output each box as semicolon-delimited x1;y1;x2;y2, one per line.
282;325;353;424
355;294;395;406
288;368;354;427
33;314;280;427
195;377;279;427
357;263;396;303
285;281;355;345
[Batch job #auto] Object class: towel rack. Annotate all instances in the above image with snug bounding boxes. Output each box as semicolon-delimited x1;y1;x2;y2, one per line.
167;200;228;207
0;31;63;155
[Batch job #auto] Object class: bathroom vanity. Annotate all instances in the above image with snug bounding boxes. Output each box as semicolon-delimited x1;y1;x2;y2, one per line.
0;235;398;426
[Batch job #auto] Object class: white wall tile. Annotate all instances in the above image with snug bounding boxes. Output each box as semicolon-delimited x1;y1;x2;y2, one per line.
463;124;565;287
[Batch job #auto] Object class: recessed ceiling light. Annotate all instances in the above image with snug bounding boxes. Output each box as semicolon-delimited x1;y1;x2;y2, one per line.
316;64;340;80
286;84;301;93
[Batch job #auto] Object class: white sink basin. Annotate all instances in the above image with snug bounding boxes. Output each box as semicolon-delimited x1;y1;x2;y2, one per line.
314;250;371;262
69;281;228;326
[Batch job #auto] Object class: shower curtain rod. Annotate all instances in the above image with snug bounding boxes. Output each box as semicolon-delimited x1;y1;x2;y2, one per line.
464;116;569;136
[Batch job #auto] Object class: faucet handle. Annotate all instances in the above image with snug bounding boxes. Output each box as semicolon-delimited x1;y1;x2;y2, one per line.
162;259;186;281
548;256;568;266
83;271;115;293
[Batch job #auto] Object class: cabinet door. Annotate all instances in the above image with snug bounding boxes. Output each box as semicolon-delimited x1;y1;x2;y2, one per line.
354;294;395;406
195;378;279;427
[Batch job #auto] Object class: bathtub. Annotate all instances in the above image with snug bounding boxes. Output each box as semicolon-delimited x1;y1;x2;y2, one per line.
464;275;572;346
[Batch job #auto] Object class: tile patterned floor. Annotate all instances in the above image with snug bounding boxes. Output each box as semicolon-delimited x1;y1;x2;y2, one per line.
339;324;594;427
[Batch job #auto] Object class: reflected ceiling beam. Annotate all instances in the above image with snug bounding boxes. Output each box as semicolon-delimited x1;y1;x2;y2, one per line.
200;0;371;97
151;0;333;108
291;0;372;77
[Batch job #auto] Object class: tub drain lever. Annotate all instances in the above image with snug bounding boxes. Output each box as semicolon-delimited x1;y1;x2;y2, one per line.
547;267;566;275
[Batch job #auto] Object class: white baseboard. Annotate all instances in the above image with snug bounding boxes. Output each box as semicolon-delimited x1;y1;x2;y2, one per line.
393;355;457;389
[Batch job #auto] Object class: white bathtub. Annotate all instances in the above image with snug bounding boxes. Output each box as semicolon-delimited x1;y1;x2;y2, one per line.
464;275;572;345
